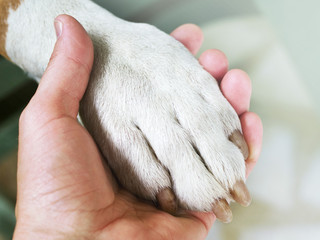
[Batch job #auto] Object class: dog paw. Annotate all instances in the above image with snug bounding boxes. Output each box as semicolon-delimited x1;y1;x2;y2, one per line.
79;22;250;222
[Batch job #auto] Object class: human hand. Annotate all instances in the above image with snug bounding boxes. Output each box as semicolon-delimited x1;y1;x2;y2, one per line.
14;15;262;240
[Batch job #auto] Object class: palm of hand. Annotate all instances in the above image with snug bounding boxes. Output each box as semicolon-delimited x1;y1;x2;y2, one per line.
17;115;211;240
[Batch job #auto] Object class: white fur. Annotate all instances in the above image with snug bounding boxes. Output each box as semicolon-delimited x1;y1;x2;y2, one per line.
5;0;245;211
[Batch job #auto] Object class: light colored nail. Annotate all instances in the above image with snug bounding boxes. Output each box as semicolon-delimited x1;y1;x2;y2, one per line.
54;20;63;38
230;180;251;207
156;187;177;215
229;129;249;160
212;199;232;223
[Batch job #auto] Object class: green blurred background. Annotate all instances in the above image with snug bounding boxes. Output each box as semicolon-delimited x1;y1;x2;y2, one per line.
1;0;319;239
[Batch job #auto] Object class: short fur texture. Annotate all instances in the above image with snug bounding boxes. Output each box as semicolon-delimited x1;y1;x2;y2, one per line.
3;0;246;211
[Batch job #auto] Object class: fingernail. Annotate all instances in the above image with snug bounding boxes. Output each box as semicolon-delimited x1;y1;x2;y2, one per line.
54;20;63;38
156;188;177;215
230;180;251;207
229;129;249;160
212;199;233;223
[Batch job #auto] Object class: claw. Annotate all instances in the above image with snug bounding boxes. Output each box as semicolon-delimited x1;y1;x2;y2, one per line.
212;199;232;223
230;180;251;207
156;188;177;214
229;130;249;159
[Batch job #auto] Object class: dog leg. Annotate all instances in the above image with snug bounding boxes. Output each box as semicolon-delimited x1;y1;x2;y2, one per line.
0;0;250;222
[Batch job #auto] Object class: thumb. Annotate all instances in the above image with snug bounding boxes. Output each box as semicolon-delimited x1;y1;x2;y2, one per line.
16;15;115;228
33;14;94;122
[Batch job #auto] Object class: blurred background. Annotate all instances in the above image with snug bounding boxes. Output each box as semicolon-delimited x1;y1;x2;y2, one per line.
0;0;319;239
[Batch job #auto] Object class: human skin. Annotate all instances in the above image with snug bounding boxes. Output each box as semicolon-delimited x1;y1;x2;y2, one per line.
13;15;263;240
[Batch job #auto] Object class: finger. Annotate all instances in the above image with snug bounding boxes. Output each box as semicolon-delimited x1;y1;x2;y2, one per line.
220;69;252;116
199;49;229;81
239;112;263;178
34;14;94;120
170;24;203;55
